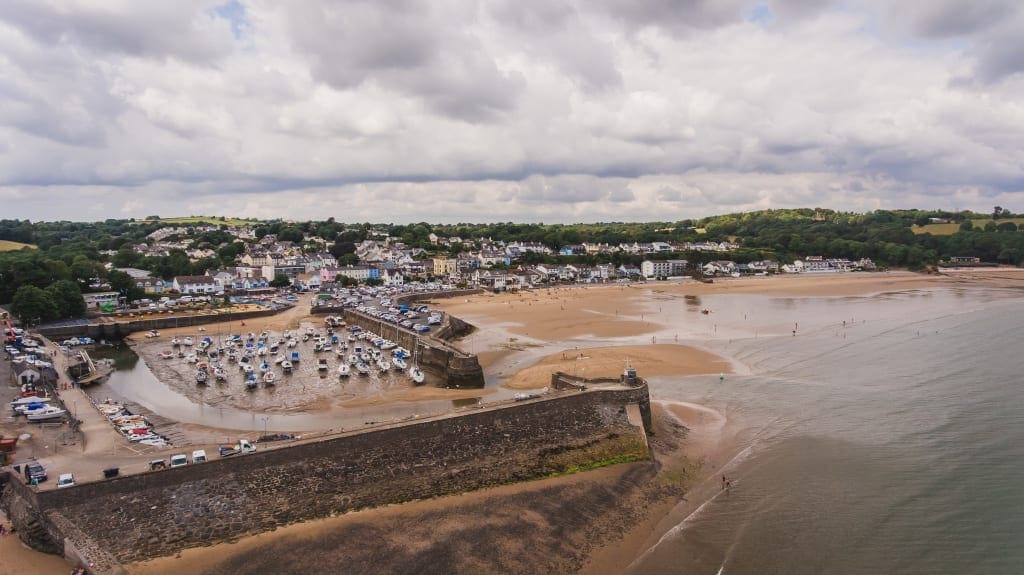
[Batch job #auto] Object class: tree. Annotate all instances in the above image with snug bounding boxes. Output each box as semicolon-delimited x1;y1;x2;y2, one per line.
364;277;384;286
107;270;144;302
270;274;292;288
959;220;974;232
46;280;86;319
996;221;1018;232
12;285;58;324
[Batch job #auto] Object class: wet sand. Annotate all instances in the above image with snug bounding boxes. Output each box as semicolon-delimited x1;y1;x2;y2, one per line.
0;510;73;575
502;344;732;389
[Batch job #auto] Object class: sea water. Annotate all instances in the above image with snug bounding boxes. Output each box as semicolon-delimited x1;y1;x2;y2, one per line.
630;287;1024;574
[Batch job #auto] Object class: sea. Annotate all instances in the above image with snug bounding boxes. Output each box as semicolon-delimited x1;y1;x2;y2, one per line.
628;286;1024;574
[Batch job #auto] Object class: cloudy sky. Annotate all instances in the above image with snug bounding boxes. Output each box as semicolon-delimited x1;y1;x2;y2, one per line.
1;0;1022;223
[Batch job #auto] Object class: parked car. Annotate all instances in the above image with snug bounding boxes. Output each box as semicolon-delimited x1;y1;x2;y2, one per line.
56;473;75;488
169;454;188;468
23;461;47;483
191;450;208;464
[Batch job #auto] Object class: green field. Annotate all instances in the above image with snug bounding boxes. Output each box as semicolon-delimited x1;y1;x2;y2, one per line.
912;219;1024;236
136;216;258;227
0;240;36;251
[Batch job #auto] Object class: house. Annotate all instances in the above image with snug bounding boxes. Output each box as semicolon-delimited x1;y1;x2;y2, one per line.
133;277;165;294
559;245;586;256
207;269;238;292
432;258;459;277
949;256;980;265
13;363;42;385
641;259;688;278
172;275;219;295
295;273;322;292
703;261;737;276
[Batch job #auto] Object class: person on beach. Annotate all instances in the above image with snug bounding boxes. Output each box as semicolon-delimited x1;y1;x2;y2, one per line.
722;475;727;490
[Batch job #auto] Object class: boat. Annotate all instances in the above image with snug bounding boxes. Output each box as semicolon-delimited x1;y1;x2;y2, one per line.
348;354;358;365
408;366;425;385
313;342;323;353
241;364;254;375
355;362;370;376
10;396;52;408
287;339;298;348
377;359;390;373
185;353;197;363
281;360;293;373
381;341;397;351
171;337;181;346
159;350;174;359
245;373;258;390
290;351;300;363
317;358;329;371
196;361;209;371
213;366;227;382
392;357;407;370
183;337;193;346
259;362;270;374
196;369;208;385
323;343;333;352
263;371;276;385
338;363;350;378
27;406;68;422
274;354;286;364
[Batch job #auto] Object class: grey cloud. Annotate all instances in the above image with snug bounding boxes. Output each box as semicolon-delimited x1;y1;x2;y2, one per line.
0;0;235;62
595;0;750;30
896;0;1017;38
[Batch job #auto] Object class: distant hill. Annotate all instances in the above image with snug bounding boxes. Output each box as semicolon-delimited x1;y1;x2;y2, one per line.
0;240;36;252
136;216;257;227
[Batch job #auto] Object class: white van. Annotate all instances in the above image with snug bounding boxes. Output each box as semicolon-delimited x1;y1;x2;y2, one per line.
169;454;188;468
56;473;75;488
191;450;208;464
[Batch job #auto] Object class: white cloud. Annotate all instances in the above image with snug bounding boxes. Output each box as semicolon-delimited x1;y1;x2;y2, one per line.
0;0;1021;223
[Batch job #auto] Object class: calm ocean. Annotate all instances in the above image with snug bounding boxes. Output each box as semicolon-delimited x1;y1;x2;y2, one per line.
630;287;1024;574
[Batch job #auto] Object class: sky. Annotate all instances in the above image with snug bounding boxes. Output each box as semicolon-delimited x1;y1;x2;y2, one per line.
1;0;1022;223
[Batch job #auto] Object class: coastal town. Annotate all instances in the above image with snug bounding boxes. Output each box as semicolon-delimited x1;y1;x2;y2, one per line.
1;212;1021;575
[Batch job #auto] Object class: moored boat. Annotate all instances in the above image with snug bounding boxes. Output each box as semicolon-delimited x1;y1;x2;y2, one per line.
263;371;276;386
281;360;293;373
27;406;68;422
409;366;425;385
317;358;329;371
338;363;350;378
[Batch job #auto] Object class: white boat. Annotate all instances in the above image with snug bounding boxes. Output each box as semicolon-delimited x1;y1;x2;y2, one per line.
274;354;286;364
241;364;254;375
338;363;350;378
185;353;198;363
171;336;181;346
214;366;227;381
11;396;52;408
259;362;270;374
196;369;208;385
183;337;193;346
27;406;68;422
317;358;329;371
263;371;276;385
377;359;390;373
409;366;425;385
323;343;333;352
381;341;397;351
356;362;370;376
281;360;293;373
287;339;298;348
348;354;358;365
392;357;407;370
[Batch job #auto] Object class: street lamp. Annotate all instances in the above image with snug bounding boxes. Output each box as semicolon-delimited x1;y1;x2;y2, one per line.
261;416;269;437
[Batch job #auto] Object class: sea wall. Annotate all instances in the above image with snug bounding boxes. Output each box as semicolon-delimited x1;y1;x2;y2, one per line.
35;307;292;341
2;386;651;570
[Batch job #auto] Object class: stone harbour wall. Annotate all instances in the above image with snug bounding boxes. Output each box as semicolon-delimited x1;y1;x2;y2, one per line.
4;385;651;569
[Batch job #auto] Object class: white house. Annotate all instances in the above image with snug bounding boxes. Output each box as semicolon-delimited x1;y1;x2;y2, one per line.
172;275;219;295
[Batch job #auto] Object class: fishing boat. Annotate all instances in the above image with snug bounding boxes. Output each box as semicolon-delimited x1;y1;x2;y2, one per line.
392;357;406;370
281;360;293;373
263;371;276;385
196;361;209;371
196;369;208;385
317;358;329;371
377;359;390;373
183;337;193;346
323;343;333;352
381;341;397;351
185;353;197;363
245;373;258;390
241;363;254;375
338;363;350;378
160;350;174;360
287;338;298;348
27;406;68;422
355;362;370;376
171;337;181;346
213;366;227;382
274;354;286;364
259;361;270;374
409;366;425;385
348;354;358;365
313;342;324;353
